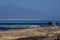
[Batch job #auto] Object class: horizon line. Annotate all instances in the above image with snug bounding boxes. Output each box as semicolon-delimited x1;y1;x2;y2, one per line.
0;19;59;20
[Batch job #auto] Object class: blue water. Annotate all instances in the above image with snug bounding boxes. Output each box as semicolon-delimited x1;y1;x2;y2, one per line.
0;20;60;25
0;20;60;30
0;20;59;23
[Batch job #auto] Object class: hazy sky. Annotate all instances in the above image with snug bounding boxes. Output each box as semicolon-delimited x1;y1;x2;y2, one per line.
0;0;60;19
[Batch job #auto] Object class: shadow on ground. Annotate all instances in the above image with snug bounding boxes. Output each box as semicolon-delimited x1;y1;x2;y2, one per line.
15;36;44;40
15;36;59;40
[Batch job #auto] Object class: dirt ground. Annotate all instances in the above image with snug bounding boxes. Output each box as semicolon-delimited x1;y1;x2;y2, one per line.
0;27;60;40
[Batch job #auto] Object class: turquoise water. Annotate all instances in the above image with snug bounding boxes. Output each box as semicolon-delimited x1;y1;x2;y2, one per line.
0;20;59;23
0;20;60;25
0;20;59;25
0;20;60;30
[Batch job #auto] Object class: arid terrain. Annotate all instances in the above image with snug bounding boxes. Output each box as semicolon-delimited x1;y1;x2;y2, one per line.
0;26;60;40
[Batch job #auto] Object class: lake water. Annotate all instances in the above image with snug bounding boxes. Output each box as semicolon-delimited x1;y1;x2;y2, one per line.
0;20;60;30
0;20;60;23
0;20;60;25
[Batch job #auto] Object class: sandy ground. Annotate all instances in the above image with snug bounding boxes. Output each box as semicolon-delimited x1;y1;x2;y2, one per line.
0;27;60;40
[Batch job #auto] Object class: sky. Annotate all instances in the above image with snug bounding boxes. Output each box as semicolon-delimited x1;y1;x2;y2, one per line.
0;0;60;20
